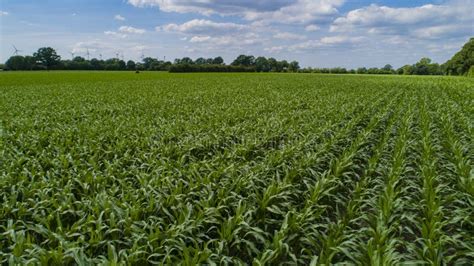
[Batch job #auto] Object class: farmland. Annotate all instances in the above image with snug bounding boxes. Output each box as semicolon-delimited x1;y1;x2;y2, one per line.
0;72;473;264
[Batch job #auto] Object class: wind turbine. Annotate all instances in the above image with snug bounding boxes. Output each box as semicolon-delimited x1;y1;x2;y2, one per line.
69;51;75;60
86;48;90;60
120;52;124;61
115;52;120;59
99;54;103;60
12;45;22;56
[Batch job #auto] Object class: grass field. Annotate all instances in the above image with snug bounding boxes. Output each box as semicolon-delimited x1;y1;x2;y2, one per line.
1;72;473;265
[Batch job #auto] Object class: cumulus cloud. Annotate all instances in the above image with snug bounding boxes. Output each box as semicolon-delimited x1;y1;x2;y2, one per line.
72;41;105;54
188;33;262;47
320;36;363;45
305;25;320;32
264;46;286;53
330;0;474;40
243;0;345;24
274;32;306;40
128;0;295;15
130;0;345;24
0;10;9;16
104;26;146;39
190;36;212;43
157;19;265;50
412;24;473;39
427;42;466;53
114;14;126;21
104;31;128;39
158;19;248;35
272;35;364;52
119;26;146;34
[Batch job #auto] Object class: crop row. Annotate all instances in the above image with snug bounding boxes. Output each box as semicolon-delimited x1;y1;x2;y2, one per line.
1;73;472;264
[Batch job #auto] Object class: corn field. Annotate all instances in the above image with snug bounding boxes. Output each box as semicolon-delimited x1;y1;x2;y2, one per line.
1;72;473;265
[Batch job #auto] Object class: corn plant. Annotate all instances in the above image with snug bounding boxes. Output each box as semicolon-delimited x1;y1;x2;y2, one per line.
1;72;472;264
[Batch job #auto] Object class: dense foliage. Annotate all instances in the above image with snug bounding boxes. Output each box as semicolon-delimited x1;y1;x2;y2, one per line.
169;64;256;73
444;38;474;76
33;48;61;70
1;72;473;264
3;50;299;73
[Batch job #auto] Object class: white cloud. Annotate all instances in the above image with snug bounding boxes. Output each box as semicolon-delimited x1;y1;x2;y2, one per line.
305;25;320;32
115;15;126;21
320;36;363;45
128;0;296;15
157;19;264;51
72;41;104;54
412;24;473;39
243;0;345;24
130;0;345;25
104;31;127;39
190;34;262;47
190;36;212;43
382;35;409;45
286;35;364;52
427;42;466;53
103;26;146;39
159;19;248;35
263;35;365;54
330;0;474;39
119;26;146;34
0;11;9;16
129;45;152;52
274;32;306;40
178;31;264;53
264;46;286;53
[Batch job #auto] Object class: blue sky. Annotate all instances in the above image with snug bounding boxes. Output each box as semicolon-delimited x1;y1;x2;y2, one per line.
1;0;473;68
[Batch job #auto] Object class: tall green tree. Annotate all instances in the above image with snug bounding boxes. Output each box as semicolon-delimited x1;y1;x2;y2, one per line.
126;60;136;70
90;58;103;70
277;60;289;72
255;57;269;72
444;38;474;76
289;61;300;72
267;58;278;72
179;57;194;65
5;56;27;70
118;60;127;70
73;56;86;63
231;55;255;66
412;58;442;75
142;57;157;70
397;65;413;75
195;57;207;65
356;67;368;74
33;47;61;70
382;64;393;74
5;55;37;70
212;56;224;65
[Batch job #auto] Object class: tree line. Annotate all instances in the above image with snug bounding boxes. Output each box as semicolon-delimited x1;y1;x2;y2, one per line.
300;38;473;76
170;55;300;73
300;58;443;75
2;38;473;76
1;48;300;73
